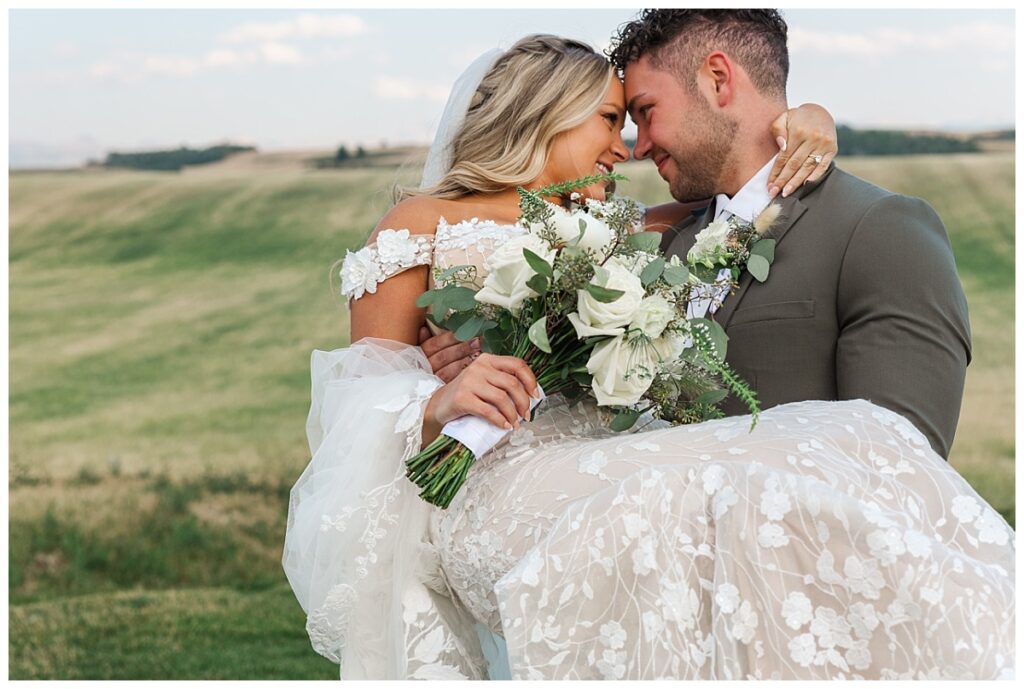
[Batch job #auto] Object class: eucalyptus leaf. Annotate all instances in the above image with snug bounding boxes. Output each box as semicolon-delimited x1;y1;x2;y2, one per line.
640;257;666;287
445;286;480;311
695;388;728;406
567;219;587;247
610;408;641;432
691;264;719;283
586;283;625;303
443;310;474;334
526;274;549;296
415;290;440;308
627;231;661;253
747;254;770;283
527;316;552;354
571;371;593;386
523;249;553;278
663;263;689;286
454;316;486;342
482;326;503;353
750;238;776;263
689;317;728;363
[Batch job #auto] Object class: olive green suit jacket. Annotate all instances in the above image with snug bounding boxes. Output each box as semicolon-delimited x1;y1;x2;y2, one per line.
660;164;971;458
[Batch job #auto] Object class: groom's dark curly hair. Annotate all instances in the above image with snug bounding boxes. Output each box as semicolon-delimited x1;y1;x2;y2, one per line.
607;9;789;101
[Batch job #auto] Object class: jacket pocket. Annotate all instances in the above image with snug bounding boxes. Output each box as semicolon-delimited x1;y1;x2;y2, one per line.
729;299;815;327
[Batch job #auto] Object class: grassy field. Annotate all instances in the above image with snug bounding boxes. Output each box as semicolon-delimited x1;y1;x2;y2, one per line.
8;150;1014;678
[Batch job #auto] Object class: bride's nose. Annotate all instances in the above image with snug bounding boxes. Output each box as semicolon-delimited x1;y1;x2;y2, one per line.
610;135;628;162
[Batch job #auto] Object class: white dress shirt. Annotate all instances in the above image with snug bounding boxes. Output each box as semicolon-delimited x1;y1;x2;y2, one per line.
688;154;779;320
713;154;779;223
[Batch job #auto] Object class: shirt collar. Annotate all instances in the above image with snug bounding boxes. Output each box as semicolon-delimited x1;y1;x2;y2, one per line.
713;154;778;222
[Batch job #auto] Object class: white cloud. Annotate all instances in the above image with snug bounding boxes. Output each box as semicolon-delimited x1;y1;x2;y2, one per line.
204;48;258;68
373;76;449;102
87;60;126;81
318;45;357;62
54;41;78;58
142;55;202;77
220;12;368;44
790;21;1013;57
259;42;304;65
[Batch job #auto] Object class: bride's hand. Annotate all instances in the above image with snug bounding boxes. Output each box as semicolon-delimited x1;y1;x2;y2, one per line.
422;353;539;444
768;103;838;198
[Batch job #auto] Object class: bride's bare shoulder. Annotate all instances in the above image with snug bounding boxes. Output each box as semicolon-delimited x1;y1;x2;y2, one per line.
371;196;448;240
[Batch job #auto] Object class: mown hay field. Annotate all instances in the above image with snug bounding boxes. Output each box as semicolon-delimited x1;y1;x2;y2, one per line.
8;151;1013;678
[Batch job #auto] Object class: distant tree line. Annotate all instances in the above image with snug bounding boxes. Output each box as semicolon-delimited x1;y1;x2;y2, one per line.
834;125;981;156
312;145;370;169
622;127;1012;157
102;144;256;171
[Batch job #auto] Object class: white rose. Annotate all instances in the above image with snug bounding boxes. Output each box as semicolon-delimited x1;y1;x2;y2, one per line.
587;335;657;406
630;294;675;339
474;233;556;314
568;257;645;338
687;218;731;265
652;330;687;362
532;205;613;254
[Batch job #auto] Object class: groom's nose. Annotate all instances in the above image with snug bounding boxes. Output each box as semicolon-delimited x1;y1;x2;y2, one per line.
632;129;652;161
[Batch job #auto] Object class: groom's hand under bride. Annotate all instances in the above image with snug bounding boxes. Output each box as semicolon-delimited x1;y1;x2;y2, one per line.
419;325;480;383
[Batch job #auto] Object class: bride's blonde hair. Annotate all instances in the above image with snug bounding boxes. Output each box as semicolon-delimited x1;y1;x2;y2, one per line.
397;34;615;201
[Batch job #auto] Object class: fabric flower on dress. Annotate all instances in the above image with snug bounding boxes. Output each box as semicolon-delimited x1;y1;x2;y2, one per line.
789;633;817;667
340;246;383;299
375;228;421;268
577;450;608;476
731;600;760;645
847;602;880;640
951;495;982;523
781;591;814;630
975;509;1011;546
715;582;740;614
757;522;790;548
843;555;884;600
599;620;627;650
866;528;907;566
760;480;793;520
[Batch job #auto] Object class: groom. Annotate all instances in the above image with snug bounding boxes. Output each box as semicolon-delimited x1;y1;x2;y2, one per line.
608;8;971;458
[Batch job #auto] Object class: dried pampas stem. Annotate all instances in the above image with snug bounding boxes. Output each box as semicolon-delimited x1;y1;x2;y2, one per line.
753;202;782;236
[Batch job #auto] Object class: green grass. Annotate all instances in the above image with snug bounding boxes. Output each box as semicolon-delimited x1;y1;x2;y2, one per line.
9;151;1013;678
9;585;338;679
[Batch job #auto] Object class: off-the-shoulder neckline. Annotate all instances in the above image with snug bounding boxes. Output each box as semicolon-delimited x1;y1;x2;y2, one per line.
367;218;525;243
436;216;524;231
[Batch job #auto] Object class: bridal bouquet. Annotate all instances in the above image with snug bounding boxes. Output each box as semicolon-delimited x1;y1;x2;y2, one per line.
407;174;773;508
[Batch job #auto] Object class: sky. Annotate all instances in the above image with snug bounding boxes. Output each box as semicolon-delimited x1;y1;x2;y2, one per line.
8;7;1017;168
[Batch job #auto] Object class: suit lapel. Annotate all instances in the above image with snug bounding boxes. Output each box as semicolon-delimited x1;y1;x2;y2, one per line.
710;163;837;327
712;194;808;328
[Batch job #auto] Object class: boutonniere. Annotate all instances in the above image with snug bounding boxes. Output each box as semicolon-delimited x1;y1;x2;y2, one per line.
686;202;781;284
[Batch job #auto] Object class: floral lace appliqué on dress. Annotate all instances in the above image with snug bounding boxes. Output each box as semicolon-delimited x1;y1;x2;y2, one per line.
286;218;1016;681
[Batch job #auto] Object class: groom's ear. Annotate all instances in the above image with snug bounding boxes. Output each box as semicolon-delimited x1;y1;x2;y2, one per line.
701;51;735;109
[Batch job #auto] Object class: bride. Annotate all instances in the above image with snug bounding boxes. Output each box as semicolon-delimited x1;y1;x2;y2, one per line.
282;35;1014;680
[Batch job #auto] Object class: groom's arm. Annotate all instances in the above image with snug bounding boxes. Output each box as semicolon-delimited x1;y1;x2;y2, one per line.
835;194;971;458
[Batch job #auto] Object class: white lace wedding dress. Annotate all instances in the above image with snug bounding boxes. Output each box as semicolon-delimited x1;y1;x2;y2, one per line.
282;217;1015;680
